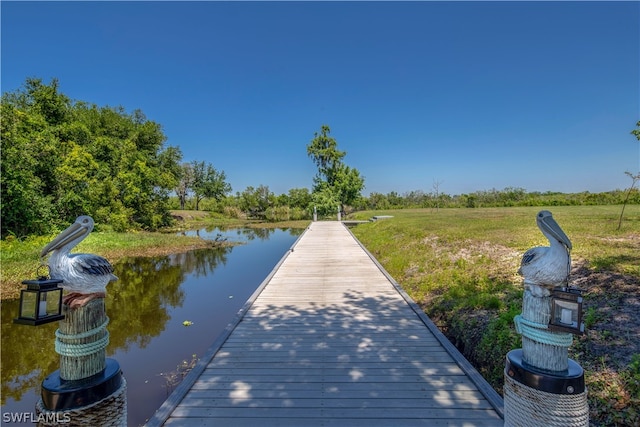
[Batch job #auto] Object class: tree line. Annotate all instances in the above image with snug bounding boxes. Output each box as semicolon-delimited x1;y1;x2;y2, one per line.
360;187;639;211
0;78;364;237
2;78;185;236
1;78;637;238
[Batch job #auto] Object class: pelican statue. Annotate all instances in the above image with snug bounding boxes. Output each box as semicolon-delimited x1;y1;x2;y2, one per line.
41;215;118;308
518;210;572;294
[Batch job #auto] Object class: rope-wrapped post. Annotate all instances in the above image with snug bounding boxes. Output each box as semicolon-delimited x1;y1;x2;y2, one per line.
504;369;588;427
518;284;571;371
57;299;109;380
36;298;126;426
505;210;588;426
506;283;588;426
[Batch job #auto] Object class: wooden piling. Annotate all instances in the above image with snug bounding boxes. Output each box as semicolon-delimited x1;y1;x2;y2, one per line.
37;296;125;425
57;298;107;380
521;288;568;371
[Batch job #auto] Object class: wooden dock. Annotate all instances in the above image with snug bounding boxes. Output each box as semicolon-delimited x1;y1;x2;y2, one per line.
147;221;504;426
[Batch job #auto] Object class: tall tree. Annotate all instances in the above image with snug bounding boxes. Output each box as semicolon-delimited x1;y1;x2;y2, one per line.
306;125;364;215
307;125;345;185
190;160;231;211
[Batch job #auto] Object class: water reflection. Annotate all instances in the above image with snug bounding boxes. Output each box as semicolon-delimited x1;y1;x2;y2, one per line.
180;225;285;243
107;245;232;352
1;246;232;404
1;227;301;425
1;303;60;404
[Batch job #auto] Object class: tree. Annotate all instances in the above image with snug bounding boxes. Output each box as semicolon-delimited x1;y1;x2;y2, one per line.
237;185;274;217
286;188;312;210
332;164;364;211
310;185;341;217
307;125;345;182
367;192;390;210
618;121;640;230
54;142;100;218
306;125;364;215
1;77;183;235
1;78;75;235
190;161;232;211
632;120;640;140
0;98;57;236
25;77;70;126
432;180;443;211
617;171;640;230
176;163;194;210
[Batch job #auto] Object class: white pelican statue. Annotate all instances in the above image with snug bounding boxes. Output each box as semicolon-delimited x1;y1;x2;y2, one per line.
41;215;118;308
518;210;572;294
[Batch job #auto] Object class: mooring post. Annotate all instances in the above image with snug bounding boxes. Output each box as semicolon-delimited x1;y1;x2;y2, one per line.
32;215;126;426
504;210;588;427
337;205;341;221
36;299;127;426
58;299;107;380
313;206;317;222
520;286;569;370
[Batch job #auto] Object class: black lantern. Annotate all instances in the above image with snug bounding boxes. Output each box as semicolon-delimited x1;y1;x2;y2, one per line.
549;287;584;335
14;277;65;326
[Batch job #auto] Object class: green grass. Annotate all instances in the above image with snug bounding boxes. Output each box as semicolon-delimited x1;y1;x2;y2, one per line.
0;211;310;300
352;206;639;277
0;229;214;300
350;205;639;426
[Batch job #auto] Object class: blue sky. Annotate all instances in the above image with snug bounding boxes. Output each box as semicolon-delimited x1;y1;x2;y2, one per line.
2;1;639;196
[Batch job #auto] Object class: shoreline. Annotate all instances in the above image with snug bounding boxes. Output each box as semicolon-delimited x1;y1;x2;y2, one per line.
1;217;310;301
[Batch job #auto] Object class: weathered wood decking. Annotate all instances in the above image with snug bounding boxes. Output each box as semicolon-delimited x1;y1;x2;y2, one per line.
147;221;504;426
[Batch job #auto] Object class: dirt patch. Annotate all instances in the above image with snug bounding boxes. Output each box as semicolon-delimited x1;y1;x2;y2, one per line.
450;240;521;264
567;261;640;426
571;260;640;369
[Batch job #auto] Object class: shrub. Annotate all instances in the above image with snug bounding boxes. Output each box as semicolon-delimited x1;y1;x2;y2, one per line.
265;206;290;222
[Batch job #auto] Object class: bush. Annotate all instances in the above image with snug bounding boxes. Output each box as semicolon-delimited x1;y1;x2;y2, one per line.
290;207;309;220
222;206;245;219
265;206;290;222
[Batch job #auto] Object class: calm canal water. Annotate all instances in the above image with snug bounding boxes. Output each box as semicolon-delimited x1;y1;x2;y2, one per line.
1;227;302;426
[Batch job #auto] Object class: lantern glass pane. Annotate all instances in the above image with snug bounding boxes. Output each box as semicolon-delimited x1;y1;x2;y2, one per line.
44;290;61;316
553;299;578;327
20;291;38;319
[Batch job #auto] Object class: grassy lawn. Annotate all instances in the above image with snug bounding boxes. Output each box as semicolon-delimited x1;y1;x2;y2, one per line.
349;205;639;426
0;229;218;300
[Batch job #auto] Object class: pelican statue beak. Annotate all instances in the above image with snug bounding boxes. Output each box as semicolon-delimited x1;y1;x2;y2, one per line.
537;210;572;250
41;221;90;257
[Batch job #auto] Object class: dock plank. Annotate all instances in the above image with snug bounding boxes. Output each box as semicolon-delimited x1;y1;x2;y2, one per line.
147;221;503;426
